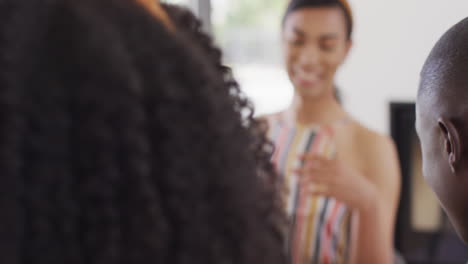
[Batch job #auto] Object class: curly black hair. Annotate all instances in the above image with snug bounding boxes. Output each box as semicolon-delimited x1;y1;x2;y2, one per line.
161;2;285;219
0;0;286;263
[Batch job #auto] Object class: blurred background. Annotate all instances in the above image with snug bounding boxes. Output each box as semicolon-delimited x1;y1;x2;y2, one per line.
163;1;468;263
163;0;468;134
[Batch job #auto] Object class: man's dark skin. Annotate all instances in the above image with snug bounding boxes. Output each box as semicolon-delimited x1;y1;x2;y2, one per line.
416;17;468;243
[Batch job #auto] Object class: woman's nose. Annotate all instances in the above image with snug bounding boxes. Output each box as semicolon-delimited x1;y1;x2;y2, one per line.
297;45;320;70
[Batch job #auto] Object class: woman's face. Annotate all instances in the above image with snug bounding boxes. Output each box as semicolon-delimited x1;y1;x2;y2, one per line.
283;7;351;99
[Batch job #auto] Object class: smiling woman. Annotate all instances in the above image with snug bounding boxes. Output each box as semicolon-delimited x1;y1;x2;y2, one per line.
261;0;401;264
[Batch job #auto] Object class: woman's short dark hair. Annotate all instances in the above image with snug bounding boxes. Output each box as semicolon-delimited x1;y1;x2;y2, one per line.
0;0;286;263
283;0;353;40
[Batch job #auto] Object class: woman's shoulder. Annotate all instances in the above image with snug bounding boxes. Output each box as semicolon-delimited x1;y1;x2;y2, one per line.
349;121;399;176
356;123;394;148
349;121;396;156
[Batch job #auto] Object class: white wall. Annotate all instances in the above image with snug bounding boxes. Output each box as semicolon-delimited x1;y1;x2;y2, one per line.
337;0;468;134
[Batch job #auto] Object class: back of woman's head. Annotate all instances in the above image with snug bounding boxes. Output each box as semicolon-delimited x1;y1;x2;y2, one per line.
0;0;285;263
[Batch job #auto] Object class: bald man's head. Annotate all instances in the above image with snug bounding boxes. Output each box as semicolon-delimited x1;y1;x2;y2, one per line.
416;17;468;243
419;17;468;108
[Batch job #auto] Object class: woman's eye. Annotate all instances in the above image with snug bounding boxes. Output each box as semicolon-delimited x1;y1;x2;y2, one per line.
321;42;337;51
289;38;304;46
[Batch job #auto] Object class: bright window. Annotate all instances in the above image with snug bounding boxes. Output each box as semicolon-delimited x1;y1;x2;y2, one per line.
161;0;191;6
212;0;292;116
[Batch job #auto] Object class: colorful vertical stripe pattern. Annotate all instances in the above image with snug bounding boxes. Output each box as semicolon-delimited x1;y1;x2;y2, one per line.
268;118;353;264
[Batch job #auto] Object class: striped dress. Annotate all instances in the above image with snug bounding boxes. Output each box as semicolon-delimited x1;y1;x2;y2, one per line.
268;116;353;264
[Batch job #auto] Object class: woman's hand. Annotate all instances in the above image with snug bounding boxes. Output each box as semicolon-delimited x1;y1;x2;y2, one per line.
294;153;378;212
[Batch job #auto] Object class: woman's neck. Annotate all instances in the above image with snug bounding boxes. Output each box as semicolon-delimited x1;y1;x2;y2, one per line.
288;92;348;126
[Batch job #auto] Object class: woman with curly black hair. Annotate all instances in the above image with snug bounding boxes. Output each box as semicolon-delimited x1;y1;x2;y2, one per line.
0;0;285;263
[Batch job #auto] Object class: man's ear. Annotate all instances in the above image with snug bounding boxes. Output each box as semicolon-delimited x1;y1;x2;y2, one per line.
438;117;462;173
